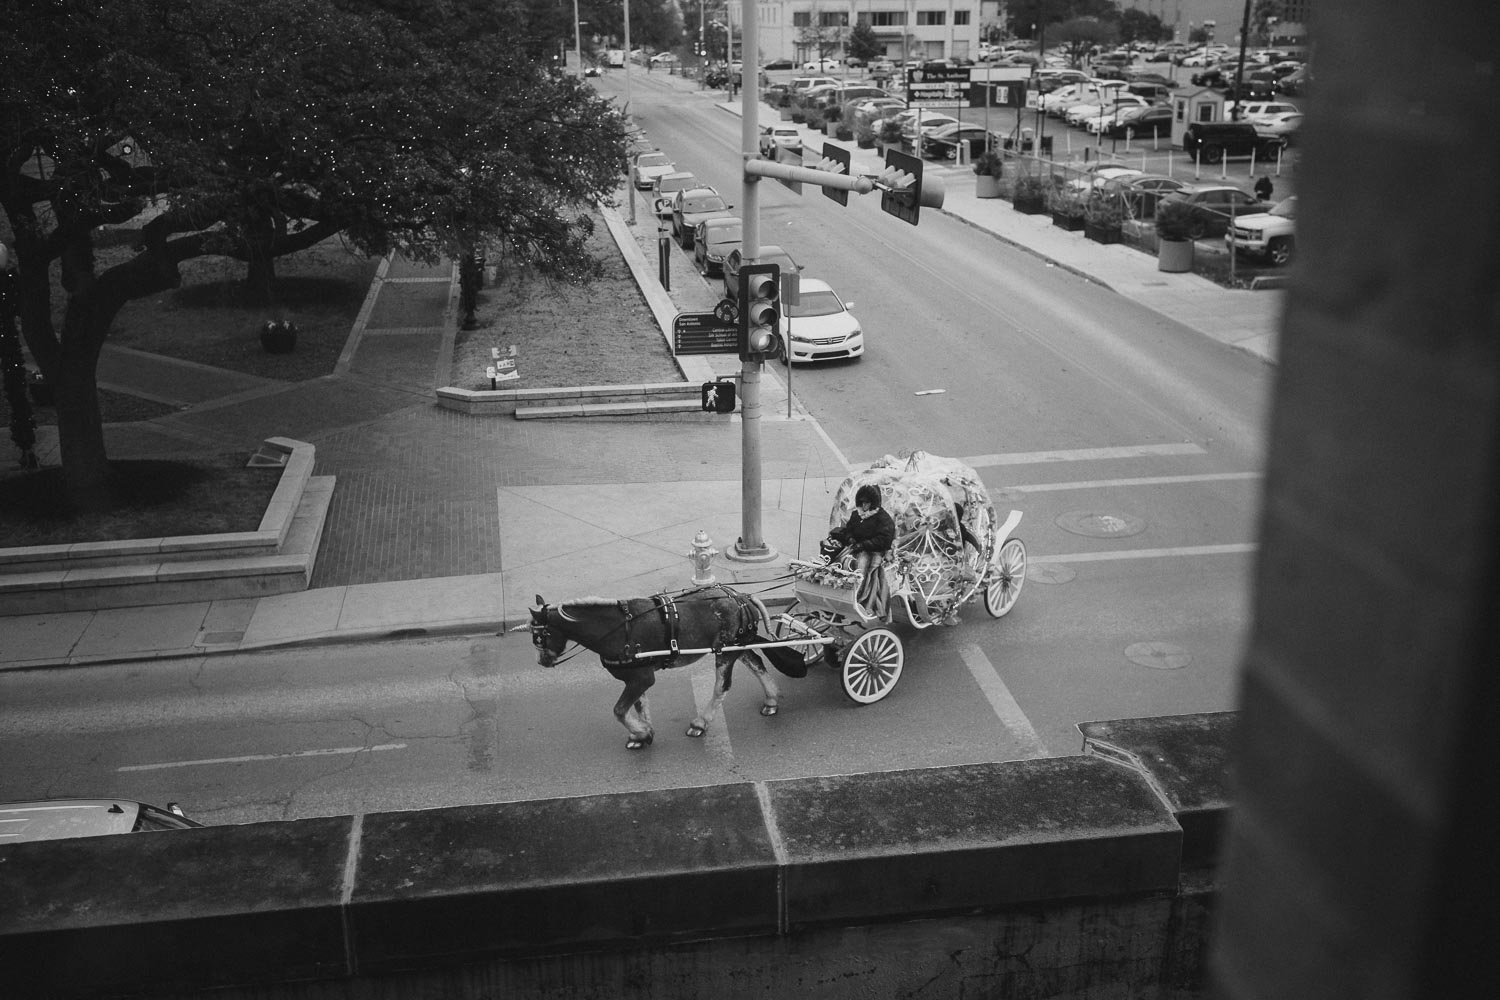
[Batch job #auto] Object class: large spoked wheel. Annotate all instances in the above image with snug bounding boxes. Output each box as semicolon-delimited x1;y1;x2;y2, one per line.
770;614;831;667
984;537;1027;619
840;627;904;704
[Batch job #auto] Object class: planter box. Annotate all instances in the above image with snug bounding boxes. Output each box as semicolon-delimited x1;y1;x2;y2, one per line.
1085;222;1123;244
1051;212;1085;232
1013;194;1046;215
857;137;875;148
779;108;793;121
1158;238;1195;273
975;174;1002;199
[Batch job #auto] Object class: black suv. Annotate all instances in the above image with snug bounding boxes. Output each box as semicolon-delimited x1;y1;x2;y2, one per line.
1181;122;1285;163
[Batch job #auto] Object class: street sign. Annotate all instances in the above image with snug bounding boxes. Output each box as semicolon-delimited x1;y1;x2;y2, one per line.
906;65;972;109
672;310;739;356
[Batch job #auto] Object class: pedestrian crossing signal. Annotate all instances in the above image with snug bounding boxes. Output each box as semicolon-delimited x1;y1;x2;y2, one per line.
701;380;736;413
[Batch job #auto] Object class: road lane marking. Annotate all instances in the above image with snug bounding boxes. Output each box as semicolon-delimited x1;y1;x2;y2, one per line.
690;668;736;766
841;444;1206;475
957;643;1048;759
1033;543;1256;563
118;743;407;772
1008;471;1261;493
961;443;1206;467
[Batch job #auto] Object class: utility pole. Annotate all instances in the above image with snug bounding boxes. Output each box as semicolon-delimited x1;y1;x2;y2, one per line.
731;0;774;562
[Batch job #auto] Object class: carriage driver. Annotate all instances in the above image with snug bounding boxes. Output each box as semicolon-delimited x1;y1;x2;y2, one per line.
825;484;897;618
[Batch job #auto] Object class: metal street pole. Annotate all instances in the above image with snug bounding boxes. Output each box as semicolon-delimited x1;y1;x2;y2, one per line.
731;0;774;562
573;0;582;73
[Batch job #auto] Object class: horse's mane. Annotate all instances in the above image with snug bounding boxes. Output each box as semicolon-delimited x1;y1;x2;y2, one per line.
561;595;615;607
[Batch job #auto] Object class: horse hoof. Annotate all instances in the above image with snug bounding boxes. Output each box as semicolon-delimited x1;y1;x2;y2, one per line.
626;733;654;750
761;705;778;717
686;724;706;738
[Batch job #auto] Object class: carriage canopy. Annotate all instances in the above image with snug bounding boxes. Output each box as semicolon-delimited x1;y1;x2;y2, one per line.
829;451;1000;568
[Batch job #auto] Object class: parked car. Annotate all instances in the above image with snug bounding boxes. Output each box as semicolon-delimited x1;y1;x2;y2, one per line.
897;110;959;142
921;123;991;159
1251;112;1303;146
693;217;742;276
803;56;841;71
650;171;698;217
1159;183;1273;239
671;187;733;249
780;278;863;364
1068;163;1145;191
650;52;680;66
1230;101;1300;123
1102;105;1173;138
1180;121;1285;163
1226;196;1296;266
1067;94;1150;128
1121;174;1188;216
789;76;840;94
765;57;795;71
723;245;801;304
631;150;675;191
759;124;803;158
0;798;201;843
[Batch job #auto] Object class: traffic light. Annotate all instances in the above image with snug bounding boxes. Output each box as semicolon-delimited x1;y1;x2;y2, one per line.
737;262;782;362
878;148;945;226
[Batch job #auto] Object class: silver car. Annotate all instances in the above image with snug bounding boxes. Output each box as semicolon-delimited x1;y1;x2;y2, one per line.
0;798;201;843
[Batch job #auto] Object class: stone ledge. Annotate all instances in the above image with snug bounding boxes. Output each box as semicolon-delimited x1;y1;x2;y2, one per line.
0;444;332;615
0;732;1222;997
0;438;312;575
437;381;701;417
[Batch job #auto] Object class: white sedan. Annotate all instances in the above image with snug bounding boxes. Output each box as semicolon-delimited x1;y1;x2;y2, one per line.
780;279;862;364
803;56;841;71
631;150;675;191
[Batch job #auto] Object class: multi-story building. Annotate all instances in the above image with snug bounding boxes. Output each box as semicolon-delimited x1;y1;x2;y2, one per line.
736;2;982;67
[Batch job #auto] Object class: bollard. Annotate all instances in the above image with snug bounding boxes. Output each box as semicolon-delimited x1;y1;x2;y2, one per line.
686;530;719;586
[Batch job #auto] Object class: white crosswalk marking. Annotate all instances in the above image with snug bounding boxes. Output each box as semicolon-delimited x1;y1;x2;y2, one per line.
957;643;1048;759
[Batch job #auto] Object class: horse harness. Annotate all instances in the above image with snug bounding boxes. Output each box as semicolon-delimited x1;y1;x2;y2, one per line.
611;586;762;666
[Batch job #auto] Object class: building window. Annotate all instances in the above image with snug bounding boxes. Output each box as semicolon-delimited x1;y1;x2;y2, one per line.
819;12;849;28
917;11;946;26
867;12;906;28
955;11;970;26
793;12;810;28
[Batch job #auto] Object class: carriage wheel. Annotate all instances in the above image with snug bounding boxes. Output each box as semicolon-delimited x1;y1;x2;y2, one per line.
770;614;831;666
984;537;1027;619
840;628;904;705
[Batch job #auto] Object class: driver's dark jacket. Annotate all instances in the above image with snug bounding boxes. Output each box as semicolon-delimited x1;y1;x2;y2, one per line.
830;507;896;555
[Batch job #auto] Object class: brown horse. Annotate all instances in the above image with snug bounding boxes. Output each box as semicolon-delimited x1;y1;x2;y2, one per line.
526;586;794;749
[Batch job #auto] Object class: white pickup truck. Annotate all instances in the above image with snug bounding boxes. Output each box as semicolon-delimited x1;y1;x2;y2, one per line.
1227;196;1296;266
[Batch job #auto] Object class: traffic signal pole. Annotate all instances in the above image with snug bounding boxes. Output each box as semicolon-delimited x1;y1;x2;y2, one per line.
730;0;775;562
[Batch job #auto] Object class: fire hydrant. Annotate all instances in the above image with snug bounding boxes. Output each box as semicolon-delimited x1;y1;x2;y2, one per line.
686;530;719;586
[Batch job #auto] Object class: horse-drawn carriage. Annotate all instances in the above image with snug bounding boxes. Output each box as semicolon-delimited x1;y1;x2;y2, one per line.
525;452;1027;748
770;451;1027;704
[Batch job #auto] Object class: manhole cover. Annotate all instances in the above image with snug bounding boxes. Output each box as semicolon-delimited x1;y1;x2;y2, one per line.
1055;510;1145;538
196;630;245;646
1028;563;1077;585
1124;642;1191;670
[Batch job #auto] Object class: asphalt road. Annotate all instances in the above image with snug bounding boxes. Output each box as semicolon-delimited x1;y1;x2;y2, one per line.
0;75;1272;826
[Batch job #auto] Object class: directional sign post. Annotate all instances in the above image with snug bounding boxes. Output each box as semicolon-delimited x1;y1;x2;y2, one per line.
905;65;973;109
672;309;740;356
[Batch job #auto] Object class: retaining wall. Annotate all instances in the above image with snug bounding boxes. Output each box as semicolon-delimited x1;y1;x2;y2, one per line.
0;713;1232;999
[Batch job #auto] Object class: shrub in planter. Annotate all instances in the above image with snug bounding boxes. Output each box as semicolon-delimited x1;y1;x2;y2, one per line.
1012;173;1047;214
1084;191;1126;243
1155;199;1196;272
973;149;1004;198
1050;191;1086;231
791;110;807;124
878;120;903;149
836;125;854;141
260;319;299;354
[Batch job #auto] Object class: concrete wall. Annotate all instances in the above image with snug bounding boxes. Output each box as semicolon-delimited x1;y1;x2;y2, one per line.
1207;2;1500;997
0;714;1232;999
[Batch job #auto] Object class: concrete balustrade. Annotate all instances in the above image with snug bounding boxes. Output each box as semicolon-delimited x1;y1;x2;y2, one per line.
0;714;1231;998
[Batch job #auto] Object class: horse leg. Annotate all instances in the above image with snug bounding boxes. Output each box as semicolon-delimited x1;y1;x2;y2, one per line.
613;668;656;749
687;652;734;737
742;650;781;717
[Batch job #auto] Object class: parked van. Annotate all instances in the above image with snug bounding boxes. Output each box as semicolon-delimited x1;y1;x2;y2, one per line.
1180;121;1286;163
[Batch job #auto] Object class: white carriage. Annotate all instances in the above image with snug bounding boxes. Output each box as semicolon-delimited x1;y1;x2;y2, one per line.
773;452;1028;704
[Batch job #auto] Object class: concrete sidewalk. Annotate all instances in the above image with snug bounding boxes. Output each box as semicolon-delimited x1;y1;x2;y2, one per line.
0;78;1280;670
